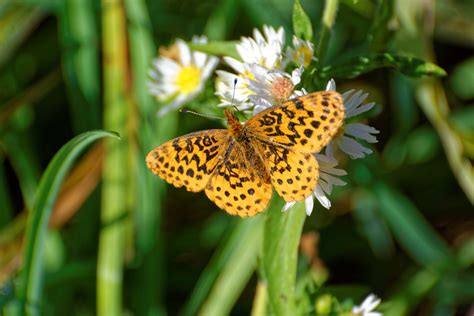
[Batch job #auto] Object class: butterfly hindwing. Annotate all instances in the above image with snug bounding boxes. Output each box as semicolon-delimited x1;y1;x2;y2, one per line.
251;139;318;202
205;141;272;217
244;91;345;153
146;130;229;192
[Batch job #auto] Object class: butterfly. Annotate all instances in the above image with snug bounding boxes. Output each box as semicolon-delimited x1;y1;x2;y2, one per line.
146;91;345;217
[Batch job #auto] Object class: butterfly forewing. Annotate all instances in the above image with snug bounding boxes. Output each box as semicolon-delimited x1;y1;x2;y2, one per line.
205;141;272;217
146;130;229;192
244;91;345;153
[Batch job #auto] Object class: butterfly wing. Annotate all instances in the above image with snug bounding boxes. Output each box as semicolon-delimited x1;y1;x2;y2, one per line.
146;130;229;192
250;139;318;202
244;91;345;153
205;141;272;217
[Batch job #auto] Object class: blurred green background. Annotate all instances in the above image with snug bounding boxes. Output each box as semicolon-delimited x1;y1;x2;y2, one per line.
0;0;473;315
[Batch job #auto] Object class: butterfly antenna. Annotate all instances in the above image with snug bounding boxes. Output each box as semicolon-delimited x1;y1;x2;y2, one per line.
230;78;249;120
179;108;225;121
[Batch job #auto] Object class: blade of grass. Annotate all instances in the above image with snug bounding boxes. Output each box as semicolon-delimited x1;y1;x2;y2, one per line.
372;182;453;267
262;201;306;316
199;216;264;315
17;130;119;316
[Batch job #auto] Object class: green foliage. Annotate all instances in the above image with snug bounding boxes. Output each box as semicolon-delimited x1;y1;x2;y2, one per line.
17;130;119;315
293;0;313;41
0;0;473;315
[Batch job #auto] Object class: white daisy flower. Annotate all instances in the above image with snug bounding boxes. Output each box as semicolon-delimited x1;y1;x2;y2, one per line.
247;63;304;114
237;25;285;70
148;36;219;116
282;153;347;215
215;59;255;111
216;25;285;109
352;294;382;316
325;82;380;159
284;35;315;67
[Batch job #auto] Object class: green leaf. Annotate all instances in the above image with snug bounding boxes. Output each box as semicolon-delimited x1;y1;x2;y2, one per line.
293;0;313;41
199;216;263;315
262;201;306;316
321;53;447;79
17;130;120;315
189;41;240;60
204;0;240;41
372;182;453;268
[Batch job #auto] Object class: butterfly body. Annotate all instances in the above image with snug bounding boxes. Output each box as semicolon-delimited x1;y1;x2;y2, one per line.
146;91;345;217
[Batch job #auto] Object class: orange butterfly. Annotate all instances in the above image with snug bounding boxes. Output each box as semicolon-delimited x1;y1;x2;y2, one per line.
146;91;344;217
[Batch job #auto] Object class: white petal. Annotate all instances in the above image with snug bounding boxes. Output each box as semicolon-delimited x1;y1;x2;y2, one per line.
249;95;273;109
201;57;219;79
345;91;369;115
346;102;376;118
345;123;379;143
291;67;303;85
224;57;246;74
304;196;314;216
176;40;191;66
326;79;336;91
282;201;296;212
337;135;373;159
314;186;331;209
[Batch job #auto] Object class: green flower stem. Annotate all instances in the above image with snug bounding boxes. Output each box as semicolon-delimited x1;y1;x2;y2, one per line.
17;131;119;316
97;0;132;315
199;216;263;315
250;281;268;316
262;201;306;316
316;0;339;66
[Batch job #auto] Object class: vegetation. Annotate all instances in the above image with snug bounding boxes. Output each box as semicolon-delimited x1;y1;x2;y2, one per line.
0;0;473;315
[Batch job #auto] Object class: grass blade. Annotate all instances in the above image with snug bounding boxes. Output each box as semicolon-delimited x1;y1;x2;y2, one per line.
17;130;119;315
199;216;263;315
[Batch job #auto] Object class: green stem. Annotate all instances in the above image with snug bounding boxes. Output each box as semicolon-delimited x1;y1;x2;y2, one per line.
97;0;131;315
316;0;339;66
262;202;306;315
250;281;268;316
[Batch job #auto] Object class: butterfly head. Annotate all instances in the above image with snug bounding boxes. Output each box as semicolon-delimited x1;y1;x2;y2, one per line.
224;109;243;137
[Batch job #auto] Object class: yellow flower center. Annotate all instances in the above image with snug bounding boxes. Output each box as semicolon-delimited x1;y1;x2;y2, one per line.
271;77;294;103
176;65;202;94
294;47;313;66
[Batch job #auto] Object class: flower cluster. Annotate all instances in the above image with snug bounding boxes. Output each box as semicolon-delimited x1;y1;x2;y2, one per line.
147;25;379;216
